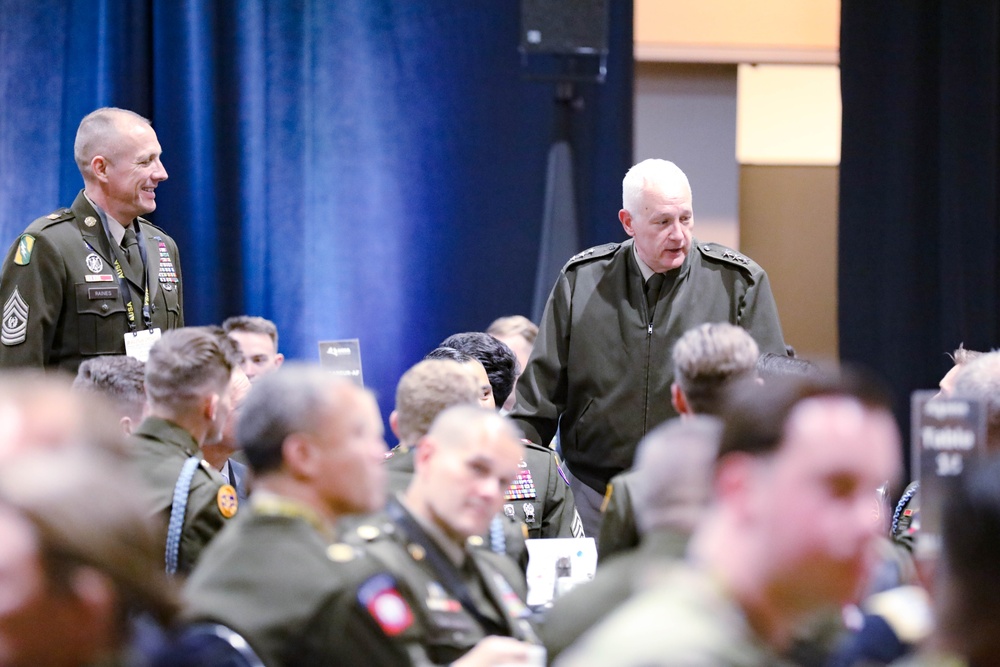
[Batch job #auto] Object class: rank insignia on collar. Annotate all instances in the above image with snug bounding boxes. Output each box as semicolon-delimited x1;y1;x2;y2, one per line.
2;288;28;346
14;235;34;266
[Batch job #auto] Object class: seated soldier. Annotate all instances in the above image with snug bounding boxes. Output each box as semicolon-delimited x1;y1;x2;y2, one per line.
222;315;285;382
130;327;240;575
438;333;584;540
338;406;544;665
183;366;388;666
486;315;539;413
383;357;528;564
599;322;758;558
541;416;721;662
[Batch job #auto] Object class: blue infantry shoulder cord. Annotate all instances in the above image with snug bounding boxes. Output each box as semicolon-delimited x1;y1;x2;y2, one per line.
165;456;202;575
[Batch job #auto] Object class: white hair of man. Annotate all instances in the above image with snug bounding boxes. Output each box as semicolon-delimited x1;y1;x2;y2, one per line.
621;158;692;215
954;350;1000;450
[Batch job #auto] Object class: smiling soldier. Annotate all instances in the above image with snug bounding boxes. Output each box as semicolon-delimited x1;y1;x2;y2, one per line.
0;107;183;373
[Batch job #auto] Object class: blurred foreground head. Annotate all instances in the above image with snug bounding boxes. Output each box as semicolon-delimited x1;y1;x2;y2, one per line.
0;449;177;667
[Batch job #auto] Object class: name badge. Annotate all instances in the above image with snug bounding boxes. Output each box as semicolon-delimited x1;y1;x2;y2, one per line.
88;286;118;300
124;328;161;362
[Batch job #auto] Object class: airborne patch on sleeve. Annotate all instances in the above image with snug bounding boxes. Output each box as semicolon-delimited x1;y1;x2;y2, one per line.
2;288;28;346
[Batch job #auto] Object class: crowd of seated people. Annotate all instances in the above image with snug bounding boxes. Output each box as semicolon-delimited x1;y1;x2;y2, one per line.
1;315;995;667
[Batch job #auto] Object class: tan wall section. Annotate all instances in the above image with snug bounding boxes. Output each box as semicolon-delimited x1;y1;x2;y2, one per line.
739;166;839;362
635;0;839;64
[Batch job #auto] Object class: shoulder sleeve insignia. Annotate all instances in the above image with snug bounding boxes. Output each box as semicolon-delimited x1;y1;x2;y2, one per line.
2;288;28;346
357;573;414;637
216;484;238;518
13;235;34;266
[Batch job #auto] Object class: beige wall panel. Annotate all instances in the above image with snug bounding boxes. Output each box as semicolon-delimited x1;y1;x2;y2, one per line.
740;165;839;362
635;0;839;64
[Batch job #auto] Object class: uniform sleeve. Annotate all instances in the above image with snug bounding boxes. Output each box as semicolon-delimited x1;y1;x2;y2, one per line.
540;451;584;539
739;269;786;356
177;471;232;575
172;238;184;327
510;273;572;447
597;476;638;560
0;232;66;368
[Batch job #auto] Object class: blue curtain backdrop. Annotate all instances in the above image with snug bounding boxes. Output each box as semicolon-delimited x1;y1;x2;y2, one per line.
0;0;633;432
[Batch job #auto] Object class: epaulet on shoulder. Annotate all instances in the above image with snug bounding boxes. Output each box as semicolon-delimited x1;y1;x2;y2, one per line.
564;243;619;270
33;208;73;229
137;216;168;234
696;242;763;273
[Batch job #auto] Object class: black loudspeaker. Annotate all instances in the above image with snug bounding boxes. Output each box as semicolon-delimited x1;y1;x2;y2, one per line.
520;0;608;55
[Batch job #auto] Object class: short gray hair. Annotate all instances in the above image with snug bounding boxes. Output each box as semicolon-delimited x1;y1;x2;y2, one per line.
631;416;722;534
673;322;759;415
954;351;1000;450
237;364;367;474
74;107;151;177
622;159;692;215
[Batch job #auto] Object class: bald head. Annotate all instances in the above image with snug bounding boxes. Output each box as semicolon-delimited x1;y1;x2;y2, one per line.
406;406;524;544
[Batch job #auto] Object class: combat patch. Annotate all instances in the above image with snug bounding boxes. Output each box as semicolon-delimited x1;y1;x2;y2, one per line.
358;573;414;636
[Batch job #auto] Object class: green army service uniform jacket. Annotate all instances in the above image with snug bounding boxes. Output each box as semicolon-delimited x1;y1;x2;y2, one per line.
511;238;786;493
185;498;381;667
130;417;234;576
0;191;183;373
333;497;540;666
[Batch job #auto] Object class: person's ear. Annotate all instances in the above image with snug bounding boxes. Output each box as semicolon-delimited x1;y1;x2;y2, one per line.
619;209;635;237
671;383;691;415
389;411;400;440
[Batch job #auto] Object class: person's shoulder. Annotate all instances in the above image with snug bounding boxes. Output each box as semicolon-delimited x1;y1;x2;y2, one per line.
137;217;177;242
694;241;766;277
562;242;623;273
17;208;80;240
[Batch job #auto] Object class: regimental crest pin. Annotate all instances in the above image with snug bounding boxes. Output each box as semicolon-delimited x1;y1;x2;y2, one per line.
2;288;28;346
85;253;103;274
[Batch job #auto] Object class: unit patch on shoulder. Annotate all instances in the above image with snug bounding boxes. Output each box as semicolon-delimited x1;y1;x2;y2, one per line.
13;235;34;266
358;573;414;637
216;484;238;518
2;288;28;346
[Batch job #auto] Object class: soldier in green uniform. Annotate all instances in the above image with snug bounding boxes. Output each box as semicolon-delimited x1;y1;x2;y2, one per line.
554;373;901;667
542;416;720;663
511;158;787;538
130;327;238;576
340;405;544;665
186;372;540;666
0;107;183;374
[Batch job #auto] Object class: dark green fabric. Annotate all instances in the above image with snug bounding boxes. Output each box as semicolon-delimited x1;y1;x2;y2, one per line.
130;416;228;576
0;191;183;373
511;238;785;493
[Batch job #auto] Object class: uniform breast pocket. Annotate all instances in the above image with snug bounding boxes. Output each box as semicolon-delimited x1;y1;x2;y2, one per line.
156;282;182;329
75;283;127;355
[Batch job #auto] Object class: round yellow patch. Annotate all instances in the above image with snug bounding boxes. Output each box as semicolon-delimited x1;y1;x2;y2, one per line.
217;484;238;518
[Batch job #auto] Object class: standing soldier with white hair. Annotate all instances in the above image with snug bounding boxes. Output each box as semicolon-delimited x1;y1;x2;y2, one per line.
511;158;786;537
